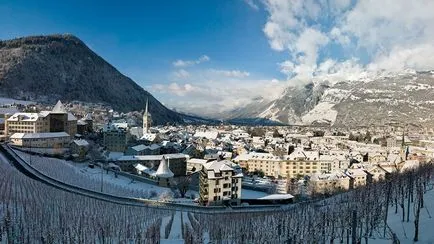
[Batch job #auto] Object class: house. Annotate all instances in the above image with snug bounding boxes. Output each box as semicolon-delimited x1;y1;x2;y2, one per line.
70;139;90;160
345;168;367;189
309;171;351;194
10;132;70;148
199;160;243;206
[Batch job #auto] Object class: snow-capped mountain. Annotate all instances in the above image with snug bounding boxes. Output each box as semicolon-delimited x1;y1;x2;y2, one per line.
226;71;434;127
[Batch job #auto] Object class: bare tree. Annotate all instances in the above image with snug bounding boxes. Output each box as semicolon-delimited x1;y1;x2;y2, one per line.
170;175;192;198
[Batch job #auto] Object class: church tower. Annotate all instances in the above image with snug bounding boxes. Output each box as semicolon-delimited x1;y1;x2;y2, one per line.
400;127;409;162
143;98;152;134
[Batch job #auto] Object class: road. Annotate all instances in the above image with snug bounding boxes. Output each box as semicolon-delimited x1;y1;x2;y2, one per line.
0;143;288;214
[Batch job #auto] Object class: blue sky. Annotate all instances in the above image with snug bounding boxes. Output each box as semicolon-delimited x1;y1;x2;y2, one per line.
1;0;434;115
0;1;285;107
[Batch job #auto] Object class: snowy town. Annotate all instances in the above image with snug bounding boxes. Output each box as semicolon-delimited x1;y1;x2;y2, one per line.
1;99;433;207
2;0;434;242
1;98;434;243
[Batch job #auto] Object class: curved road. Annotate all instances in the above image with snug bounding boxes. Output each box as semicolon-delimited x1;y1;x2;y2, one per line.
0;144;288;214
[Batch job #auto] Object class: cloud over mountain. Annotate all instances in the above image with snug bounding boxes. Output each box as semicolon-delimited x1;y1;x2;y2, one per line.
262;0;434;84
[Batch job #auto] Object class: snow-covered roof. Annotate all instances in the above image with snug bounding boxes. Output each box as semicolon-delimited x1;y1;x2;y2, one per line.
135;163;150;172
117;153;188;161
259;194;294;200
83;113;92;120
131;144;147;151
112;122;128;129
7;113;41;122
203;160;234;173
155;157;174;178
193;131;219;139
131;144;161;152
141;133;157;141
77;120;87;125
345;168;367;178
310;171;349;181
187;158;209;165
73;139;89;147
51;100;67;114
67;112;77;121
10;132;70;139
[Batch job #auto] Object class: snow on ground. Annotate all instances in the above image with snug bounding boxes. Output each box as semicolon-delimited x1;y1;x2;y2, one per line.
182;211;192;230
160;215;172;239
168;211;183;240
12;149;173;200
241;189;269;199
13;147;69;155
301;102;338;125
370;185;434;244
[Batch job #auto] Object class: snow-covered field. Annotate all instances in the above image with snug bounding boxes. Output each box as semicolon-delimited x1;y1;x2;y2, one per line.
371;185;434;243
0;156;169;243
13;149;174;200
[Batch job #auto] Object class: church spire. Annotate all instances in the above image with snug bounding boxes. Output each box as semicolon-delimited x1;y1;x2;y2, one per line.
145;97;149;115
143;97;152;135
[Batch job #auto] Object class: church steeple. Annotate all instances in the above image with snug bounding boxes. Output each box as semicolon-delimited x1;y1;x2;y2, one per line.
145;98;149;115
143;98;152;134
400;125;409;161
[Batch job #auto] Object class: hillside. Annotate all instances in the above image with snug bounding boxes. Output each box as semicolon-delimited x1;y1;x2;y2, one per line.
226;71;434;127
0;34;183;125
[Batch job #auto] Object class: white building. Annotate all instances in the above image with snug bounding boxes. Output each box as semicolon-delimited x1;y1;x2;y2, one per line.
10;132;70;148
199;160;243;206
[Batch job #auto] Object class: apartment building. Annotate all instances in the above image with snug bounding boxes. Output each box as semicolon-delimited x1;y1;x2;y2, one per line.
10;132;70;148
6;113;50;134
6;101;77;137
103;125;128;152
199;160;243;206
310;171;351;194
234;149;333;179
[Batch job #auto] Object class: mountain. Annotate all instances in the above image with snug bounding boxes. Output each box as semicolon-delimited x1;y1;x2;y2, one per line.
227;71;434;127
0;34;183;125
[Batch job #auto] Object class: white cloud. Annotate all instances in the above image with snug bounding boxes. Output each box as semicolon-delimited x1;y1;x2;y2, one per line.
151;68;285;115
172;55;210;67
153;82;198;96
243;0;259;10
209;69;250;78
262;0;434;85
173;69;190;79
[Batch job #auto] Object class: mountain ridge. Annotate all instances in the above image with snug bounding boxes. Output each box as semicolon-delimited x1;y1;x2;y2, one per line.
0;34;183;125
225;71;434;127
